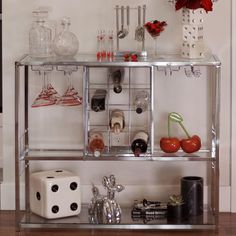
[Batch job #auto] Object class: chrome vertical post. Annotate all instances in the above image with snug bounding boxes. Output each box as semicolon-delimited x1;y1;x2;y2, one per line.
24;66;30;213
15;62;20;231
211;64;221;230
150;66;154;155
83;66;89;157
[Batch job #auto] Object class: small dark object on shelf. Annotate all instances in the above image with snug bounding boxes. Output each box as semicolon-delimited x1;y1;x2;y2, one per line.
142;198;162;207
166;194;187;223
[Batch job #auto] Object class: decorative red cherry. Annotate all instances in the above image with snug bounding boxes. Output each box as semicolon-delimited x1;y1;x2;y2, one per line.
131;54;138;62
180;135;201;153
160;113;180;153
160;137;181;153
123;53;138;62
124;54;130;61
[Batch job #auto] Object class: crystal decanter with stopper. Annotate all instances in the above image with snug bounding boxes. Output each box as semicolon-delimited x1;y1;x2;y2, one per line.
53;17;79;58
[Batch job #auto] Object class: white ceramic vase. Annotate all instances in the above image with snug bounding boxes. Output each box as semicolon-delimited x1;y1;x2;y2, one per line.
181;8;205;59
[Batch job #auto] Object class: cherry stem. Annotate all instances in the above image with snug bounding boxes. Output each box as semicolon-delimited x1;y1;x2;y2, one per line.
168;116;171;137
179;122;191;139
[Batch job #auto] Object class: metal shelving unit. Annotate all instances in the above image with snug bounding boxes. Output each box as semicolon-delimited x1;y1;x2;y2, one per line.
15;53;221;231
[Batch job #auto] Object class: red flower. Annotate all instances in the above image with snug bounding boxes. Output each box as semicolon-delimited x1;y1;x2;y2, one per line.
201;0;213;12
175;0;213;12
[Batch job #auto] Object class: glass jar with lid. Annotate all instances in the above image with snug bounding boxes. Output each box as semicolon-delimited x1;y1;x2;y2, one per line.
29;9;53;58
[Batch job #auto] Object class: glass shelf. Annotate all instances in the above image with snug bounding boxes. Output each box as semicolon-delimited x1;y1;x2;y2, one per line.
22;148;215;161
16;53;221;67
22;149;84;161
19;205;216;230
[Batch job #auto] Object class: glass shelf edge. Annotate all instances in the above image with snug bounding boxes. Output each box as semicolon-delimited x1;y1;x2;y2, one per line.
23;149;216;161
19;205;216;230
15;54;221;67
19;223;216;230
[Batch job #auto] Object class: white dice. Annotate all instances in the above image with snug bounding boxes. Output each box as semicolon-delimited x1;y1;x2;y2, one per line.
182;25;203;41
182;8;204;25
30;169;81;219
181;41;205;59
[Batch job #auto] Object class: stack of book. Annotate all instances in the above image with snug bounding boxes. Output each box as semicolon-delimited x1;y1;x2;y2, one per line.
131;199;167;223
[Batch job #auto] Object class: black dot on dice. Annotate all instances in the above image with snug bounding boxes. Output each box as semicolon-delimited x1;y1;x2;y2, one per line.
51;184;59;192
36;192;41;200
70;203;78;211
55;170;63;173
70;182;78;191
52;205;59;214
46;176;54;179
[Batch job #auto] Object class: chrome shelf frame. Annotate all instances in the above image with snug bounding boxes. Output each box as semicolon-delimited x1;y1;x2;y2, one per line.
15;53;221;231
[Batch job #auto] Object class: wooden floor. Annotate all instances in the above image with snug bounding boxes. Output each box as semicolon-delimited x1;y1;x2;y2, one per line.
0;211;236;236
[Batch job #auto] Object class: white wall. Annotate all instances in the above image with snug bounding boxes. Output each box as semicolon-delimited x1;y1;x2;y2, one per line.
2;0;231;211
0;114;3;168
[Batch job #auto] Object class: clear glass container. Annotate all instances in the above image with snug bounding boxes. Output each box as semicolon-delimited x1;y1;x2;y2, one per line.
53;17;79;58
29;9;53;58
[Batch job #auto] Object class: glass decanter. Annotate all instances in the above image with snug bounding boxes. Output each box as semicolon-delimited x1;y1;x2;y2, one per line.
29;9;53;58
53;17;79;58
